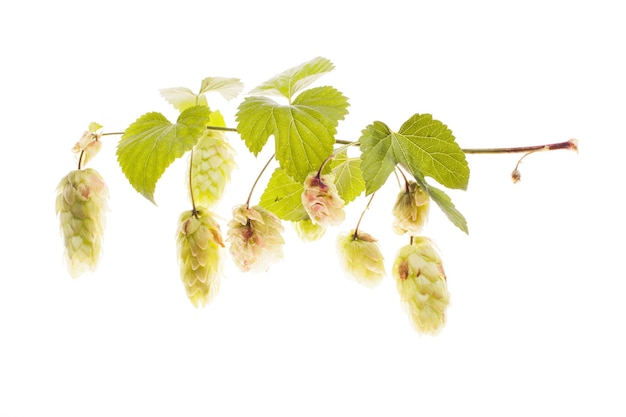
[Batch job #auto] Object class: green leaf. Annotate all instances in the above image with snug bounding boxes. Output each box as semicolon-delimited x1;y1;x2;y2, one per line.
160;87;209;112
235;96;276;155
330;150;365;204
88;122;103;132
359;114;469;233
199;77;244;100
208;109;226;128
258;168;308;221
236;86;348;181
398;114;469;190
117;106;212;204
293;86;349;124
249;56;334;100
358;121;397;194
359;114;469;194
160;77;243;112
420;183;468;234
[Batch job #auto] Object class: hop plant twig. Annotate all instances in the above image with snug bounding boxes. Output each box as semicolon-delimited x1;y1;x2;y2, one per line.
55;168;109;278
56;58;581;333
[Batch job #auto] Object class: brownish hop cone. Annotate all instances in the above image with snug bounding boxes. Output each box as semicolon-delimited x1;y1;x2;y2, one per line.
392;237;450;334
301;172;345;227
337;230;385;287
176;208;224;307
55;168;109;278
392;181;430;235
227;204;285;272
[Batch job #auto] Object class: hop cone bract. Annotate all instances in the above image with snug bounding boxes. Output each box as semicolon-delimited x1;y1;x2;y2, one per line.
227;204;285;272
392;181;430;235
176;208;224;307
189;130;236;208
301;172;345;227
337;230;385;287
55;168;109;278
392;237;450;334
72;130;102;167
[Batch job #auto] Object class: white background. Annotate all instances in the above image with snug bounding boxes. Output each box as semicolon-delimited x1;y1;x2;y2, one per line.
1;1;624;416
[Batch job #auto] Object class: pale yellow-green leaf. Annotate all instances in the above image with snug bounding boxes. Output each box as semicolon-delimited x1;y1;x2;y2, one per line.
160;87;209;112
199;77;244;100
249;56;334;100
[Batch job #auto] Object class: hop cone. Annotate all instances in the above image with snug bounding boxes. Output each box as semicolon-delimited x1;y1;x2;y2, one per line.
392;181;430;235
55;168;109;278
293;218;326;242
392;237;450;334
301;172;345;227
176;208;224;307
189;130;236;208
227;204;285;272
337;230;385;287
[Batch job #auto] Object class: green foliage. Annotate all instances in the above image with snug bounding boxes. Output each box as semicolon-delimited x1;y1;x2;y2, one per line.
160;77;243;112
88;122;103;132
249;56;334;100
258;168;308;221
330;150;365;204
360;114;469;193
160;87;209;112
420;182;468;234
359;114;469;233
236;58;349;183
117;105;212;204
199;77;245;100
114;60;470;233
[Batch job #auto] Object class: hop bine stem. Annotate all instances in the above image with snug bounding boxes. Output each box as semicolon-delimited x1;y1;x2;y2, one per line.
188;149;199;218
353;193;376;238
335;138;578;154
461;139;578;154
103;129;577;156
77;150;85;170
394;167;410;192
246;153;275;208
460;139;577;183
316;141;359;178
206;126;238;133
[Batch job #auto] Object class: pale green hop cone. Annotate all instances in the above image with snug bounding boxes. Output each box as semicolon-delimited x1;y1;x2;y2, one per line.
392;181;430;235
293;218;326;242
392;237;450;334
55;168;109;278
176;208;224;307
337;230;385;287
227;204;285;272
189;130;236;208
